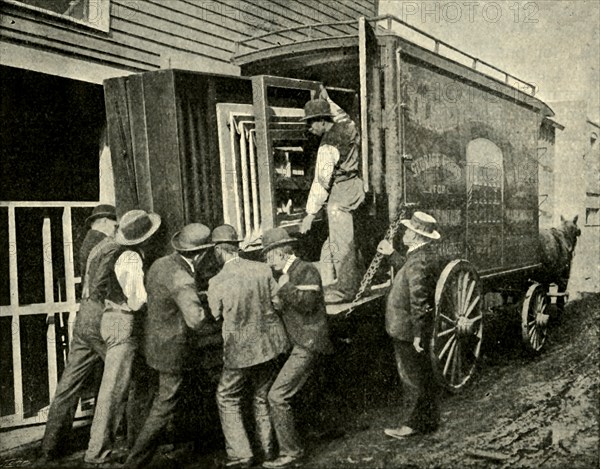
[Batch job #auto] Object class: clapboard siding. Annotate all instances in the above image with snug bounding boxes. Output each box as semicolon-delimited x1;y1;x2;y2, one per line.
0;0;377;76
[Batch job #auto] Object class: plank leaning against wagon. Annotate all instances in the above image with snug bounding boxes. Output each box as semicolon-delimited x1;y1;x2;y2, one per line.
377;211;441;438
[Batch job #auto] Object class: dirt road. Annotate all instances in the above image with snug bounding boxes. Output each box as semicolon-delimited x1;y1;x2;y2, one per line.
1;295;597;469
300;293;599;469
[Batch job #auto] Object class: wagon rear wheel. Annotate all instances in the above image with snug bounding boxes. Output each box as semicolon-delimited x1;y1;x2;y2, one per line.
431;260;483;393
521;283;549;353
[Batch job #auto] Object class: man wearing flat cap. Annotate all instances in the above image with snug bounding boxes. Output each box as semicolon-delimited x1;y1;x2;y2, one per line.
126;223;219;468
208;225;289;469
299;86;364;304
377;211;441;439
262;228;333;468
83;209;161;464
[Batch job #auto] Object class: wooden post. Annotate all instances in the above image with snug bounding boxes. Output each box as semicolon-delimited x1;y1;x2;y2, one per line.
384;41;400;219
8;205;23;421
252;76;277;230
43;218;58;401
358;17;370;193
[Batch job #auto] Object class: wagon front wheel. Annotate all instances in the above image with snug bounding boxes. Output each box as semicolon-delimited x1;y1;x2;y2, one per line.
431;260;483;393
521;283;549;353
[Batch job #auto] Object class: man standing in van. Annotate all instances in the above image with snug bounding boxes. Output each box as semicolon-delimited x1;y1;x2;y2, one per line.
299;87;364;304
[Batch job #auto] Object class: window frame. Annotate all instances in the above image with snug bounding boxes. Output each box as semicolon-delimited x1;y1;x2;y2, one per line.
3;0;111;33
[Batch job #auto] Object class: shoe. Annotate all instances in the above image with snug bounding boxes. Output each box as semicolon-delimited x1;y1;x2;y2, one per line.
384;426;417;439
223;457;253;468
262;455;303;468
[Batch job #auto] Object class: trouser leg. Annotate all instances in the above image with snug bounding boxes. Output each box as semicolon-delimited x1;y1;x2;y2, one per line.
321;179;364;302
217;367;253;460
42;336;104;457
85;312;137;463
125;372;182;469
126;354;157;449
268;346;316;457
252;361;277;459
394;340;440;433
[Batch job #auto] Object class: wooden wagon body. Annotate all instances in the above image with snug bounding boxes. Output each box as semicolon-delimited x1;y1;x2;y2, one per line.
104;16;557;391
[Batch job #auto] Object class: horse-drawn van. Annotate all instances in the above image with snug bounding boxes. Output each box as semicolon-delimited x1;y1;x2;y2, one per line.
103;16;579;392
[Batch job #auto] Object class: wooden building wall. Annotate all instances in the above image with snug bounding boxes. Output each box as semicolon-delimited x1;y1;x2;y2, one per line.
1;0;378;82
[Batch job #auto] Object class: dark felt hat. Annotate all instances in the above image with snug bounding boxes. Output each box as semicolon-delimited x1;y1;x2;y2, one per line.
211;224;242;244
261;227;297;254
171;223;213;252
86;204;116;225
301;99;332;121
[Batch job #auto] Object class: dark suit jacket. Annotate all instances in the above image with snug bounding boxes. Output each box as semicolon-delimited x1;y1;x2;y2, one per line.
144;252;217;373
277;258;333;354
208;258;289;369
386;244;437;343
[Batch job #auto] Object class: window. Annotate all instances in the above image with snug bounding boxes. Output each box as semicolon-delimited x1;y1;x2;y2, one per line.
6;0;110;32
586;208;599;226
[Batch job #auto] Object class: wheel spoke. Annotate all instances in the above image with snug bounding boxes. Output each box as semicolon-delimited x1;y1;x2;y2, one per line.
438;335;456;361
437;327;455;338
465;295;481;318
462;279;476;317
443;339;457;376
459;274;468;315
439;313;456;325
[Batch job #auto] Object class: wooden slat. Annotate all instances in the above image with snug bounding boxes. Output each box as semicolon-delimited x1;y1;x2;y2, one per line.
8;206;23;422
42;218;58;401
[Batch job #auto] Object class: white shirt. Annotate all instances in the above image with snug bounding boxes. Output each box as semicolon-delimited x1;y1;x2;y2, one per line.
113;250;147;311
305;97;351;215
407;241;429;254
181;255;195;273
282;254;297;274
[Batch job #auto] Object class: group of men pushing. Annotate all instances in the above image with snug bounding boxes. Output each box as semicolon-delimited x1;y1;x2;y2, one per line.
39;94;443;468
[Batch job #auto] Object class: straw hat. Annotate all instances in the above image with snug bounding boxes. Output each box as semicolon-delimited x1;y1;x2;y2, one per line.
115;210;161;246
401;212;440;240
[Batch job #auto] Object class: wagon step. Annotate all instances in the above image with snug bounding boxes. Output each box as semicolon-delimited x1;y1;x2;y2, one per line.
547;292;569;298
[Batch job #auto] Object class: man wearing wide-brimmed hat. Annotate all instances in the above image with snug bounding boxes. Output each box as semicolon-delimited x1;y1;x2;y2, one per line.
82;209;161;464
79;204;117;278
208;225;289;469
299;86;365;304
261;228;333;468
126;223;219;468
377;211;441;440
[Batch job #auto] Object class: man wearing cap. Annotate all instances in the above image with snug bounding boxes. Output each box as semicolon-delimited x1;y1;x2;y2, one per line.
41;206;118;463
299;87;365;304
80;204;117;279
378;211;441;439
262;227;333;468
208;225;289;469
125;223;219;468
83;209;161;464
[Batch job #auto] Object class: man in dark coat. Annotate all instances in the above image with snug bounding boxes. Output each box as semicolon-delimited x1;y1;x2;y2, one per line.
79;204;117;278
378;211;441;438
125;223;219;469
208;225;289;469
262;228;333;468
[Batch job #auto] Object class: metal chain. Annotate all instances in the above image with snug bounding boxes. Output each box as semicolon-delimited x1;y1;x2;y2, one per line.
344;204;410;318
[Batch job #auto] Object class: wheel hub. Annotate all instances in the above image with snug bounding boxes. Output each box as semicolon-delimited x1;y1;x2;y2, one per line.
457;316;476;336
536;312;550;328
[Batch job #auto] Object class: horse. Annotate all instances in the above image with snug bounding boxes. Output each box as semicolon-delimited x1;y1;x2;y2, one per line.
538;215;581;299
